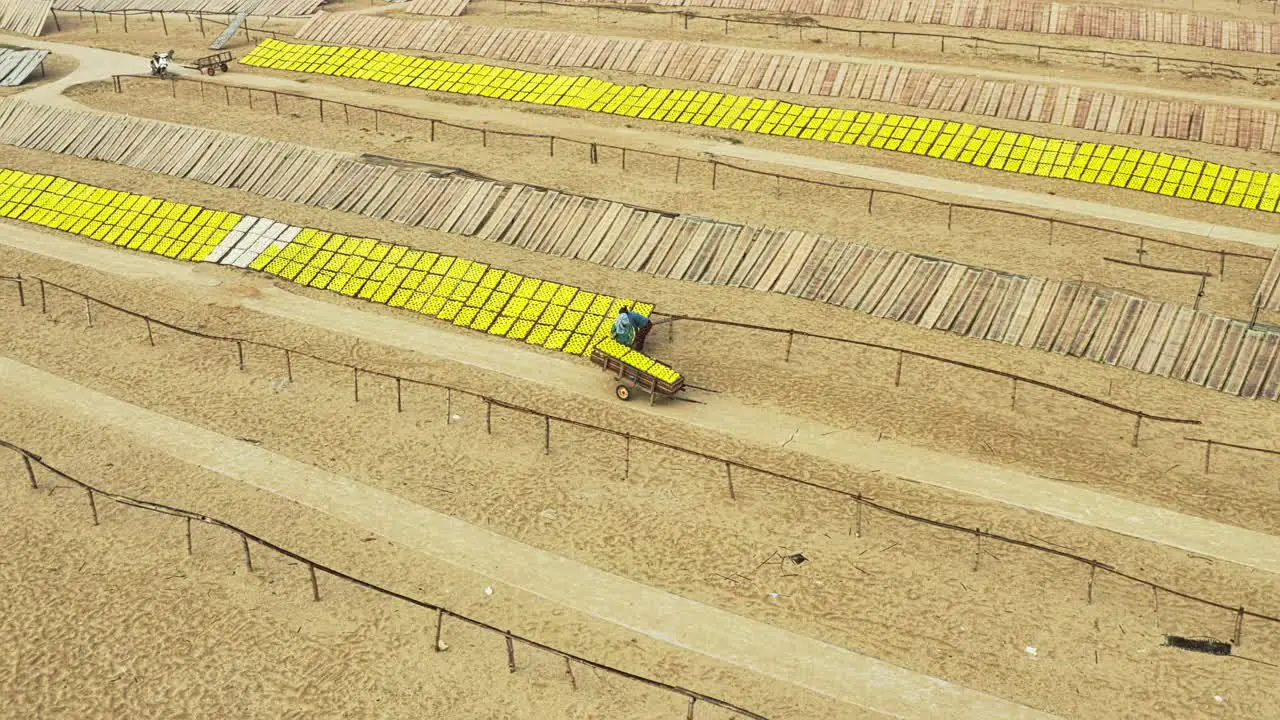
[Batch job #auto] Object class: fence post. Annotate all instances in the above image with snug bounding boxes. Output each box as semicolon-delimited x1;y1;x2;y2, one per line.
39;278;46;313
15;274;23;306
309;564;321;601
686;697;696;719
236;341;245;370
623;434;631;480
505;633;516;672
1202;440;1213;473
23;455;38;489
186;517;193;554
434;608;446;651
894;351;903;386
1010;377;1017;409
241;534;253;571
446;388;452;424
1132;413;1143;447
84;297;93;327
86;489;99;525
1087;561;1097;604
544;416;551;454
855;494;863;537
1234;607;1245;646
486;400;492;434
396;377;403;413
284;350;293;382
160;10;167;35
725;462;735;500
145;317;155;346
353;367;359;403
711;160;717;189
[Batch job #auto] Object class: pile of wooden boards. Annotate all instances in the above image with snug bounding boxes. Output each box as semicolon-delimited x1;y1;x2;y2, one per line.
1;99;1276;399
0;49;49;87
49;0;323;15
555;0;1280;55
0;0;51;36
0;167;660;362
294;14;1280;154
401;0;469;15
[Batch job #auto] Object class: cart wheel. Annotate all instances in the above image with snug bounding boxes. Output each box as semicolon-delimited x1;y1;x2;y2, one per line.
615;384;632;402
220;63;229;72
206;67;216;76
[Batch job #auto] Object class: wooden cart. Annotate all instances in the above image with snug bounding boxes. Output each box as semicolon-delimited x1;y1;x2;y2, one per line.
590;346;686;404
188;51;233;76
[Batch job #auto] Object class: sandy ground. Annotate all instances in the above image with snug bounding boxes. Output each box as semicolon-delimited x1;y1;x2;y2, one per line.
3;247;1280;719
4;3;1280;719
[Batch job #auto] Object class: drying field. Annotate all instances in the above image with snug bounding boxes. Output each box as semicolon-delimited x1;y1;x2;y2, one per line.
2;0;1280;718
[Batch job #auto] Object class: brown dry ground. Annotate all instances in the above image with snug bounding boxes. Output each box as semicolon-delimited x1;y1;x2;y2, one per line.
5;4;1280;719
68;76;1280;327
3;241;1280;720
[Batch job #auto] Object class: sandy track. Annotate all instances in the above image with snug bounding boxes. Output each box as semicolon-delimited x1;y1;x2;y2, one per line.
6;222;1280;579
0;354;1057;720
9;37;1280;252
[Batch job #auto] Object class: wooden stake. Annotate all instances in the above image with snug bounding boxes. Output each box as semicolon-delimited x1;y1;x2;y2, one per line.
894;351;904;386
236;341;245;370
784;331;794;361
855;494;863;537
1131;414;1143;447
972;528;981;571
486;400;492;434
564;657;576;689
241;534;253;572
434;608;445;651
145;317;155;346
1234;607;1245;646
284;350;293;383
353;367;360;402
1203;440;1213;473
309;564;320;601
725;462;735;500
186;517;193;555
395;377;403;413
39;278;46;313
1087;562;1096;604
1010;378;1017;409
505;633;516;672
623;434;630;479
544;416;551;454
84;297;93;327
23;455;37;489
86;489;99;525
446;388;452;423
686;696;696;719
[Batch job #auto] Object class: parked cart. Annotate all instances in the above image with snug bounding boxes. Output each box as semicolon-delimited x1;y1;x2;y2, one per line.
590;345;686;404
187;51;233;76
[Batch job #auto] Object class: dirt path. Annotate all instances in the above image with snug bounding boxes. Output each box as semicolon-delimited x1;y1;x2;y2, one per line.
8;37;1280;252
8;222;1280;578
0;353;1059;720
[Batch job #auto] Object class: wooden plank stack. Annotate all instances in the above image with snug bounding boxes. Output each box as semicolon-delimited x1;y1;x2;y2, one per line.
2;99;1275;399
401;0;469;15
49;0;323;15
555;0;1280;55
0;0;52;36
294;14;1280;154
0;49;49;87
1255;249;1280;311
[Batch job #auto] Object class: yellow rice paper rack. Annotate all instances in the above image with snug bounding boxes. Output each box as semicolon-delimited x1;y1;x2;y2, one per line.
592;338;684;386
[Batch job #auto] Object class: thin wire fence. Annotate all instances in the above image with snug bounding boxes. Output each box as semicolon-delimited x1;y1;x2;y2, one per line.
11;272;1280;645
0;437;767;720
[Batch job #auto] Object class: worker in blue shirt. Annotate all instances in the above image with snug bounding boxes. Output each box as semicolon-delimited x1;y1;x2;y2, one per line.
612;307;666;351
